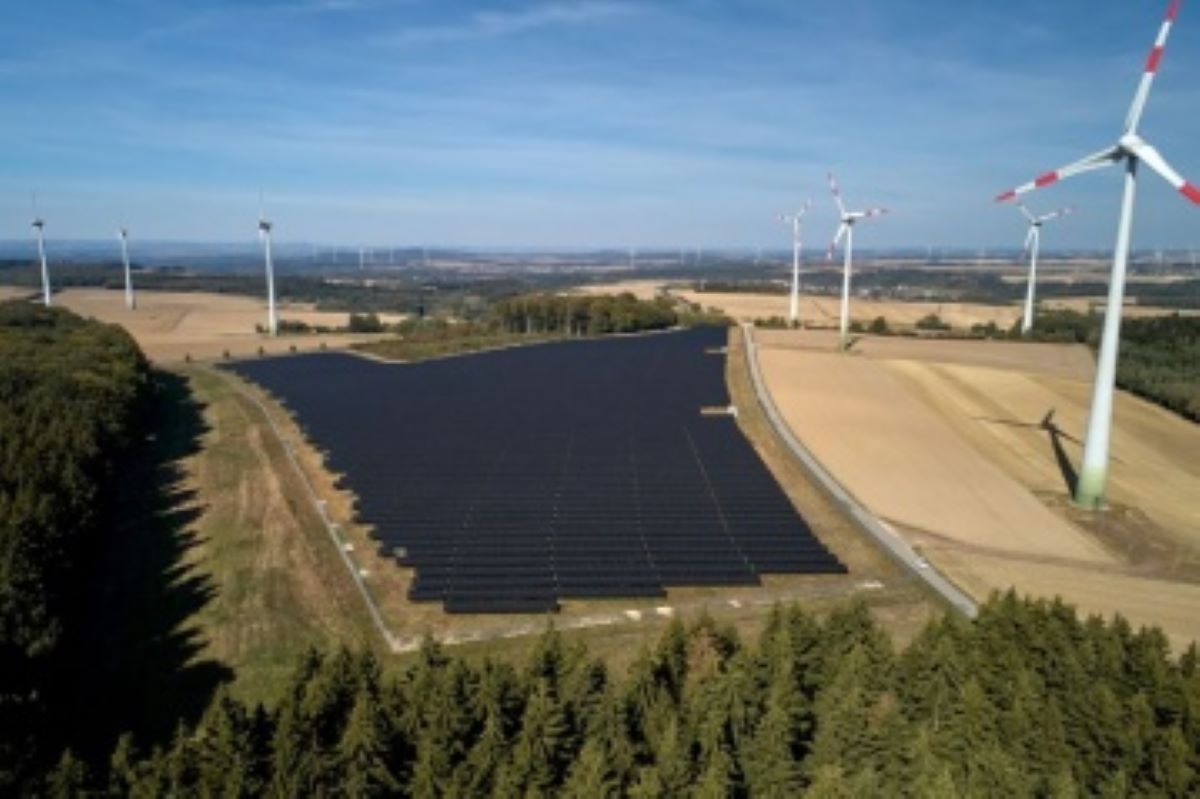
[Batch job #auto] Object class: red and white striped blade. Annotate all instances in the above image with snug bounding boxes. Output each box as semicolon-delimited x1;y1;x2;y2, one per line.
994;146;1122;202
828;172;847;216
1125;138;1200;205
826;223;848;261
1126;0;1182;133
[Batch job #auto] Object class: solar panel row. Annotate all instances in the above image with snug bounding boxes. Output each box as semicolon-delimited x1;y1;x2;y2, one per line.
228;327;845;613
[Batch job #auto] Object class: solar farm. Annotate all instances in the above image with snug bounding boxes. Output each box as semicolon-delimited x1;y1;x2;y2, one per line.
227;327;844;613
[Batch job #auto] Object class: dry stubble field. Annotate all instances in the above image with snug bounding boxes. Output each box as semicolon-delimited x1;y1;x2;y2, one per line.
50;288;401;362
752;326;1200;651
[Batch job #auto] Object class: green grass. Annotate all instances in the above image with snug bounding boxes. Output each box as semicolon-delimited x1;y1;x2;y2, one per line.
354;330;567;361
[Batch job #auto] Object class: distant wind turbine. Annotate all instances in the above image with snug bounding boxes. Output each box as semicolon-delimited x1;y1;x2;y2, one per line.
826;172;887;350
118;225;135;310
31;194;50;307
1015;202;1074;335
994;0;1200;509
778;199;811;326
258;199;278;337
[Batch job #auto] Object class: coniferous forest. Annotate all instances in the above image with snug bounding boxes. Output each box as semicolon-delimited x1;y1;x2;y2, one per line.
37;596;1200;797
3;301;1200;797
0;302;152;790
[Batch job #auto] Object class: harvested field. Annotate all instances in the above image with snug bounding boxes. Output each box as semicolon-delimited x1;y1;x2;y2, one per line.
753;327;1200;649
755;328;1097;380
49;288;400;363
571;279;670;300
933;549;1200;653
756;344;1111;564
677;290;1025;330
0;286;35;301
1042;296;1200;317
888;359;1200;554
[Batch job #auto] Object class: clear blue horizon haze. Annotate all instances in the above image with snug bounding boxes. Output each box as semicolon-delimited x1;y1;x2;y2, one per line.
2;0;1198;251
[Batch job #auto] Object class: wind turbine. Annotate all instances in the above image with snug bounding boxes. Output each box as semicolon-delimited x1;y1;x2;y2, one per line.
1015;202;1073;335
826;172;887;350
994;0;1199;509
258;200;278;336
118;225;135;310
31;194;50;307
778;200;811;327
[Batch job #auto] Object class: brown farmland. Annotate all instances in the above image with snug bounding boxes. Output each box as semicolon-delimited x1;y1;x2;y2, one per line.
752;327;1200;650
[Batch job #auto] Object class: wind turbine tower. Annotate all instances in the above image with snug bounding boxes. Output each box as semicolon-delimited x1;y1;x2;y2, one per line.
1015;203;1073;334
994;0;1199;509
826;172;887;350
778;199;811;326
258;206;278;336
31;196;50;307
118;225;135;310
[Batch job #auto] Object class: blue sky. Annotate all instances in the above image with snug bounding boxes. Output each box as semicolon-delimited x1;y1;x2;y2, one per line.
2;0;1198;250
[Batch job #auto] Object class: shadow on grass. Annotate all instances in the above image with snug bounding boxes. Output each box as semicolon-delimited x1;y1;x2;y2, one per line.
54;370;232;761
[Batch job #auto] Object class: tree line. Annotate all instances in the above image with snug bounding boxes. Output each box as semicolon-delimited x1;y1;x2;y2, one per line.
0;302;152;790
1030;310;1200;422
494;293;679;336
28;592;1200;797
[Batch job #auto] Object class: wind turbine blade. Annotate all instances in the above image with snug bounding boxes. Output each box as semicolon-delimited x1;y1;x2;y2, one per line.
1016;202;1036;223
828;172;847;216
861;208;888;219
798;198;812;217
826;224;848;261
994;146;1122;202
1038;206;1076;224
1125;0;1182;133
1125;139;1200;204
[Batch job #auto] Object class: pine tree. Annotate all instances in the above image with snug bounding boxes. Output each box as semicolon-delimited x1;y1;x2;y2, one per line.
806;643;884;776
560;738;619;798
44;749;87;799
638;716;692;798
107;733;139;796
741;677;801;797
507;678;573;795
339;686;401;798
194;686;263;797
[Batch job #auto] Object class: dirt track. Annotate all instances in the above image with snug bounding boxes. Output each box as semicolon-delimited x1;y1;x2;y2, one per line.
49;288;399;362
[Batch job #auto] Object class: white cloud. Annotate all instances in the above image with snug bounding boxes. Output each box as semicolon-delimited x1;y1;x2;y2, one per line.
379;1;640;46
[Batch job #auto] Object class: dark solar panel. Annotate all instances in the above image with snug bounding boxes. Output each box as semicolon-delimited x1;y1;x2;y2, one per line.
227;326;845;613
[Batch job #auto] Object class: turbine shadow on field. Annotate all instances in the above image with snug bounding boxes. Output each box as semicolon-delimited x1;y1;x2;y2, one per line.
974;409;1080;496
55;370;232;762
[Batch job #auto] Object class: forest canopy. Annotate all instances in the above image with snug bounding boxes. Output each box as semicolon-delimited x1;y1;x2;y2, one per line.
0;302;151;790
40;592;1200;797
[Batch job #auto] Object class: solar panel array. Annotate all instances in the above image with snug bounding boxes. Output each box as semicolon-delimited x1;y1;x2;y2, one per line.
227;327;844;613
